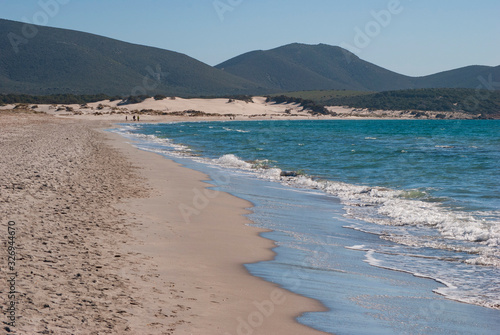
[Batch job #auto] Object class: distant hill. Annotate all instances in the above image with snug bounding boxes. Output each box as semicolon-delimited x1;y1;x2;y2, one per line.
413;65;500;90
1;19;498;96
216;43;415;91
0;19;263;96
217;43;500;92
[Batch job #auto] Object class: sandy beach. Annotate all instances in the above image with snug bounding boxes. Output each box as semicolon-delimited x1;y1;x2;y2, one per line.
2;95;477;122
0;110;327;334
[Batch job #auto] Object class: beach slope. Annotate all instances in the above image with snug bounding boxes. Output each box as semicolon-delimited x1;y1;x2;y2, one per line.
0;112;327;334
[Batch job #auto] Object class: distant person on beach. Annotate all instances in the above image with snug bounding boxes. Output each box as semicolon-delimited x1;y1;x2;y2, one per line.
137;115;140;121
133;115;136;121
125;116;128;121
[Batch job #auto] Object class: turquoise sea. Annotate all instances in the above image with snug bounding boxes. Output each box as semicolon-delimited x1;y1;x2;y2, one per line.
114;120;499;334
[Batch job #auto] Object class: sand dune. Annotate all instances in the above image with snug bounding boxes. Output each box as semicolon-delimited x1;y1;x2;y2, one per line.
1;96;474;122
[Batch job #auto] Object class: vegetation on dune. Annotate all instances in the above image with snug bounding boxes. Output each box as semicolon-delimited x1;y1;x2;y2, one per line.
0;93;254;106
265;88;500;118
0;94;120;105
195;95;255;103
223;95;254;103
265;95;331;115
271;90;372;104
325;88;500;118
118;95;150;105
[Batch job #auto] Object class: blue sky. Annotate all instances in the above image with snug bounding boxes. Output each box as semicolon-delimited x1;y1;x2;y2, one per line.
1;0;498;76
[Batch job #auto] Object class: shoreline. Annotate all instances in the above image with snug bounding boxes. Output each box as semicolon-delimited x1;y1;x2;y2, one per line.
2;111;498;334
103;126;330;334
0;111;328;334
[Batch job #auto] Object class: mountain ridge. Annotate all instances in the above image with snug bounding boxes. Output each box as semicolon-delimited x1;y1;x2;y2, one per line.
0;18;264;96
1;19;498;96
216;43;499;92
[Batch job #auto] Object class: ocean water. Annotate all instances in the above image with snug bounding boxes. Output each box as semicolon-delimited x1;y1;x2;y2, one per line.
113;120;500;334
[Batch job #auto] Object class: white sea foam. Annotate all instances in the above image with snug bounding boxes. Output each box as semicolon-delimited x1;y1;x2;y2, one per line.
285;176;499;253
206;152;500;259
356;246;500;310
113;125;192;154
365;250;382;266
265;166;499;273
465;255;500;267
212;154;253;169
223;127;250;133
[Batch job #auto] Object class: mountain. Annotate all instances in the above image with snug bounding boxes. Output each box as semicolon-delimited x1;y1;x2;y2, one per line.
1;18;498;96
216;43;414;91
216;43;499;92
0;19;263;96
413;65;500;90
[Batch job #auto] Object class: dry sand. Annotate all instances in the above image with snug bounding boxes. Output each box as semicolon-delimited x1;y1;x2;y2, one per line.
2;95;475;122
0;111;327;334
